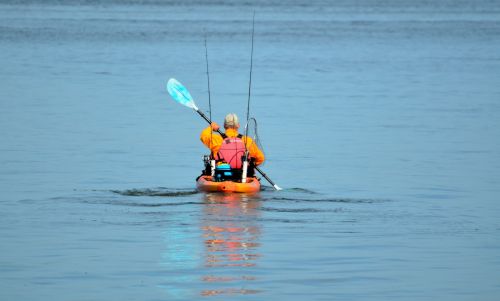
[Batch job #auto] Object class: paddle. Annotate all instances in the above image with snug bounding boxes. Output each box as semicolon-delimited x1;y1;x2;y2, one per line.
167;78;282;191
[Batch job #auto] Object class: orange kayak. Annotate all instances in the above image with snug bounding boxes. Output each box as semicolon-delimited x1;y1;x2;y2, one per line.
196;175;261;193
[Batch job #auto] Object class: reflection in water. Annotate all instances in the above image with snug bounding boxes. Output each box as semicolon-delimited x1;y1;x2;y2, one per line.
201;193;262;296
161;218;200;299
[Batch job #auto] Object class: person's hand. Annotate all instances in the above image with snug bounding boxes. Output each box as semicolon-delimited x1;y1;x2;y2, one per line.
211;122;220;131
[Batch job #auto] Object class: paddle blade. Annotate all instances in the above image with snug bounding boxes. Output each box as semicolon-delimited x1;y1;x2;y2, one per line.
166;78;198;111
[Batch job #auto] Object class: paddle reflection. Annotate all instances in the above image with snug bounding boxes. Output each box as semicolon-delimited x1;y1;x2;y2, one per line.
200;192;262;297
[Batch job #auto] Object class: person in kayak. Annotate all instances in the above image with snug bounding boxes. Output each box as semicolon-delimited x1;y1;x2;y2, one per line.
200;113;265;173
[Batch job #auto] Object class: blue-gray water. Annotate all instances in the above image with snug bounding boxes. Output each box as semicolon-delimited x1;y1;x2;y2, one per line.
1;0;500;300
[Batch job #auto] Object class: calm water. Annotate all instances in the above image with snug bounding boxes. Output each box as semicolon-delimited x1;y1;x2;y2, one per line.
1;0;500;300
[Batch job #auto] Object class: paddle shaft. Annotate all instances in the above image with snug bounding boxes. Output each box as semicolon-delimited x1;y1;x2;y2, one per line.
254;165;280;189
195;108;280;189
196;109;224;136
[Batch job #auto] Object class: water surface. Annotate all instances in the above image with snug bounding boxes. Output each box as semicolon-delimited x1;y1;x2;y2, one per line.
1;0;500;300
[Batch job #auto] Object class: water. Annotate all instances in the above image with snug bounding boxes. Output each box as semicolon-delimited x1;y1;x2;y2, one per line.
1;0;500;300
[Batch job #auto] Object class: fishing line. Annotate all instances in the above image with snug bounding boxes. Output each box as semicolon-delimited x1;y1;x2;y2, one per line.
248;117;265;157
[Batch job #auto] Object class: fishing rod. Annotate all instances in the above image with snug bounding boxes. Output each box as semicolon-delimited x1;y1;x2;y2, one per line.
240;12;256;184
241;12;281;190
244;11;255;140
204;33;216;176
204;33;212;122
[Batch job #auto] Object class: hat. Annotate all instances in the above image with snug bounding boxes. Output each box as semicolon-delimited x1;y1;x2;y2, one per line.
224;113;239;128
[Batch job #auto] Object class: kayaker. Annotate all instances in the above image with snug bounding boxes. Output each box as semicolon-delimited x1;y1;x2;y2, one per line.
200;113;265;170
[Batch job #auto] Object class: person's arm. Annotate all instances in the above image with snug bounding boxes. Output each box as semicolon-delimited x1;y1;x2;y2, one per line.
200;124;223;155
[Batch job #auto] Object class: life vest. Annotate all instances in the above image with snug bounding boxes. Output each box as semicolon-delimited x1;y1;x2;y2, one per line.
217;134;246;169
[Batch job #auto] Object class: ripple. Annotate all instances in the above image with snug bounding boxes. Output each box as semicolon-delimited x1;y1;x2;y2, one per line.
265;196;391;204
260;206;342;213
111;188;198;197
82;199;203;207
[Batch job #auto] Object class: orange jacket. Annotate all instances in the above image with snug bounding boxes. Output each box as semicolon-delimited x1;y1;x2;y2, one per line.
200;126;265;166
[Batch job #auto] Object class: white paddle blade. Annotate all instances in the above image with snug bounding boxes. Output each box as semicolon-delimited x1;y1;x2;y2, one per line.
166;78;198;111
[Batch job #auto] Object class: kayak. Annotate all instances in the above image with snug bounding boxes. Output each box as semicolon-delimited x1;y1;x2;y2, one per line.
196;175;261;193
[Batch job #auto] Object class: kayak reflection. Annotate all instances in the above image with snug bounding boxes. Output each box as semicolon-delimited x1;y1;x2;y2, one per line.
200;192;262;296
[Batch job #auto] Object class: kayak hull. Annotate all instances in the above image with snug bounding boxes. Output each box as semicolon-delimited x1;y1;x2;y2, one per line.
196;175;261;193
